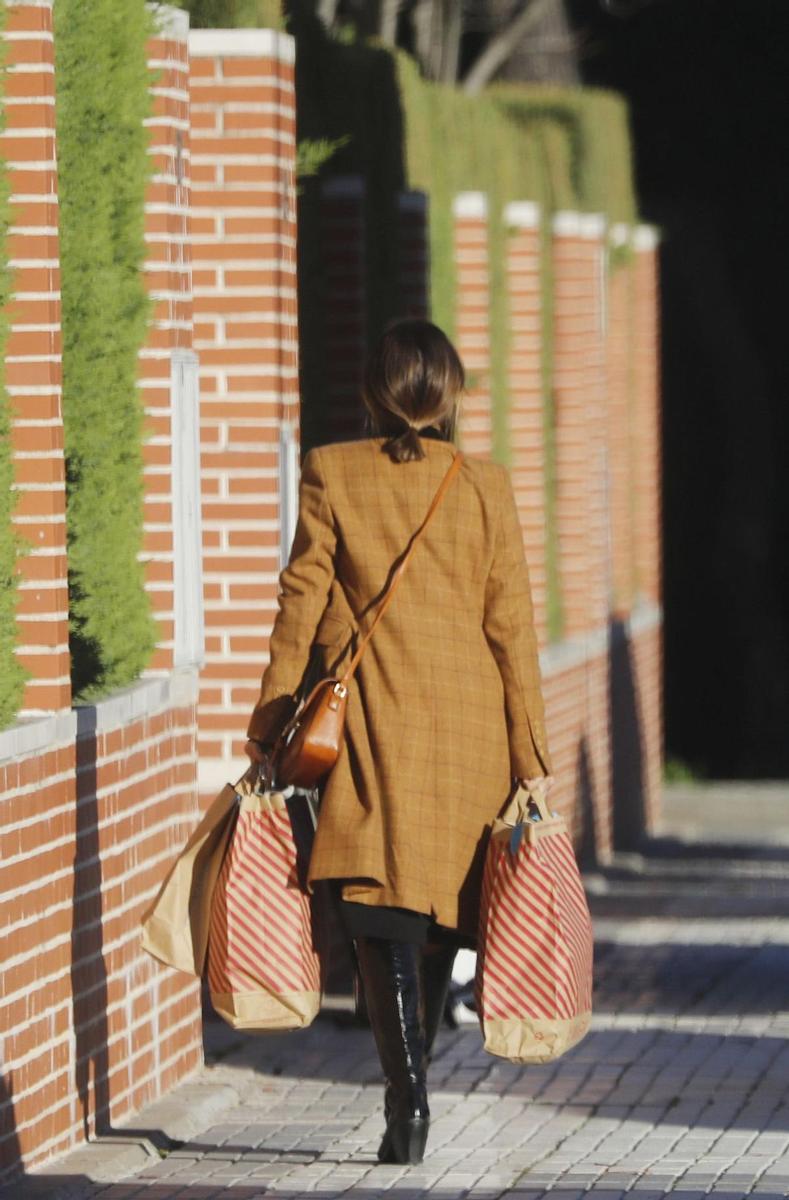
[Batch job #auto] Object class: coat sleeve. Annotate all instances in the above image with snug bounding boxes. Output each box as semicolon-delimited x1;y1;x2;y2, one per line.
483;464;552;779
246;448;336;744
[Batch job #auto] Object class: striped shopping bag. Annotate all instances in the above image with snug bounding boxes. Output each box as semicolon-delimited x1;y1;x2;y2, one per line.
207;782;324;1031
475;786;593;1064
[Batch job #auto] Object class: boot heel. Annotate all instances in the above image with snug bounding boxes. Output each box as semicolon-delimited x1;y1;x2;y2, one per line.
388;1115;429;1165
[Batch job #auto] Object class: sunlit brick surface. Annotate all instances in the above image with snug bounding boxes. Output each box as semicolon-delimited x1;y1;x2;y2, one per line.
454;193;493;458
552;213;608;641
140;18;193;671
505;204;548;645
0;11;202;1182
2;0;70;715
633;232;661;604
188;30;298;787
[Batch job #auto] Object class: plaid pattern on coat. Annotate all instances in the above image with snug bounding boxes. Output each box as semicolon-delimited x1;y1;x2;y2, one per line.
247;436;552;937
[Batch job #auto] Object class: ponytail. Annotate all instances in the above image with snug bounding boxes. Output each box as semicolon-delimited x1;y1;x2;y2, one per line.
382;425;425;463
361;319;464;459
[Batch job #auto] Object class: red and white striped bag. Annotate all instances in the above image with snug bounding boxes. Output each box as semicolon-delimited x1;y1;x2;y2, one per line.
207;780;324;1031
475;786;593;1063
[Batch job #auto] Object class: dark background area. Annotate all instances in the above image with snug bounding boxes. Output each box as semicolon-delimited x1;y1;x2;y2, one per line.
567;0;789;778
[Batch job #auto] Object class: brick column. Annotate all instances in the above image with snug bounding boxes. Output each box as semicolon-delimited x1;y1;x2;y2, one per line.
549;210;611;853
320;175;366;443
2;0;69;716
630;224;662;837
552;211;608;638
505;200;548;645
397;190;429;320
140;7;193;673
632;225;661;604
453;192;492;457
189;29;298;793
606;224;636;616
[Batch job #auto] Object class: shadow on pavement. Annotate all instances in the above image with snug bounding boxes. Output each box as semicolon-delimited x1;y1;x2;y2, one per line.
586;834;789;921
610;615;648;854
7;1181;789;1200
593;938;789;1015
635;834;789;867
192;1014;789;1131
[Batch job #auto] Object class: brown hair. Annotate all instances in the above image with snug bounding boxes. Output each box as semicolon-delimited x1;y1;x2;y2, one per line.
362;319;464;462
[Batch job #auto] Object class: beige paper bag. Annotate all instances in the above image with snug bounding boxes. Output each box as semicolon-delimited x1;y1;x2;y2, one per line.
206;786;323;1031
139;774;249;976
475;785;594;1064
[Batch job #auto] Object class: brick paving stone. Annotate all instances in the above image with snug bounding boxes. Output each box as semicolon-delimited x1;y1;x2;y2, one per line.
10;795;789;1200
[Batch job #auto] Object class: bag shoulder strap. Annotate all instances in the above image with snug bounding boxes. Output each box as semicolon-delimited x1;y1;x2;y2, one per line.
339;450;463;688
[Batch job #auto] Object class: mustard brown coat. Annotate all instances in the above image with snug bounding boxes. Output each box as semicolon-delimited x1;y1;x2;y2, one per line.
247;436;551;937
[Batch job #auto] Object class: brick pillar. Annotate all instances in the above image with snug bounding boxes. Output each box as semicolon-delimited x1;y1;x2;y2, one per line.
320;175;366;443
505;200;548;645
552;211;608;638
632;225;661;604
551;210;611;852
189;29;298;793
397;190;429;320
606;223;636;616
453;192;492;457
141;7;193;673
2;0;69;716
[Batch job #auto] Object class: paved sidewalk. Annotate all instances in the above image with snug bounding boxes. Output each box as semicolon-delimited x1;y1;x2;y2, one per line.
11;789;789;1199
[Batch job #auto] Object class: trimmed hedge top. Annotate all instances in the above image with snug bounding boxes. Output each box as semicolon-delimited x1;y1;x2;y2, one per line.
54;0;157;700
399;57;636;338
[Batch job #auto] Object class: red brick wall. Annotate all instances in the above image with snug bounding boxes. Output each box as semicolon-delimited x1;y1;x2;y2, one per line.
548;211;614;858
69;687;201;1136
632;228;661;604
505;201;549;645
0;727;76;1173
552;211;609;640
454;192;493;458
0;682;200;1181
188;29;298;798
542;650;612;856
631;618;663;837
0;8;203;1182
3;0;70;717
141;10;194;672
606;225;637;614
546;212;660;859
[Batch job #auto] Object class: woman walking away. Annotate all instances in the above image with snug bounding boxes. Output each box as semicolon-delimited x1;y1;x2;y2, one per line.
244;318;552;1165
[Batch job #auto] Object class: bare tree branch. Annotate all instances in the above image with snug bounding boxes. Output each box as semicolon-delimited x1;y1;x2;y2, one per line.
461;0;555;94
340;0;402;40
412;0;437;76
379;0;401;43
316;0;340;28
437;0;463;82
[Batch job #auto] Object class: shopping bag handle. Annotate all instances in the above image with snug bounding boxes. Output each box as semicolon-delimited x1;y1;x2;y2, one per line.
502;781;552;827
234;759;277;796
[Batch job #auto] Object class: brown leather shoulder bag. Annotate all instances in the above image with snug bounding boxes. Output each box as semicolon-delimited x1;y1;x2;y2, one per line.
274;451;464;789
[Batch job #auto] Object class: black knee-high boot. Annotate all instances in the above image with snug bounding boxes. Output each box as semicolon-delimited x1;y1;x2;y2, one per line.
354;937;429;1165
421;942;457;1064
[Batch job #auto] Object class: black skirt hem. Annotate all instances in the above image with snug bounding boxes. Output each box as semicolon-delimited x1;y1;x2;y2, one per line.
334;890;474;948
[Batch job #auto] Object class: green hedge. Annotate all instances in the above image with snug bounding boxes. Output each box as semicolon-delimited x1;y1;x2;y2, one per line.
0;0;29;728
54;0;156;700
176;0;284;28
